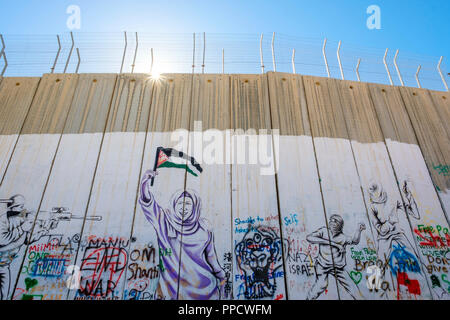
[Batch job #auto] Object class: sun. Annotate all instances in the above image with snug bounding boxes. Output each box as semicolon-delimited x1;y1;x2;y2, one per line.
150;71;161;81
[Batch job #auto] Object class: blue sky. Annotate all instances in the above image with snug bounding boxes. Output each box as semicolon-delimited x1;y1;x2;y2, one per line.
0;0;448;56
0;0;448;87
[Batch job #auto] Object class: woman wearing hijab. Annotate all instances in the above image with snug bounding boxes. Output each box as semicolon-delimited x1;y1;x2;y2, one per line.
139;170;226;300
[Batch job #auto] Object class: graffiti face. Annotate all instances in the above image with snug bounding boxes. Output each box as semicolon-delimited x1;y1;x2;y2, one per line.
368;182;387;204
171;191;198;223
235;226;283;299
4;194;29;231
175;196;193;218
329;215;344;235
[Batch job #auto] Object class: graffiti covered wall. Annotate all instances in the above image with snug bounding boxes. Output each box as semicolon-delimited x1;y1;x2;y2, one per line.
0;72;448;300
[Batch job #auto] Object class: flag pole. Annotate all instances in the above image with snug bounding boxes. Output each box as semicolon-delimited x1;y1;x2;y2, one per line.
151;147;162;186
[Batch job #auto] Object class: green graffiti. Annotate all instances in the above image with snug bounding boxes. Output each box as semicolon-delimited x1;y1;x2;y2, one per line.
442;274;450;293
24;277;38;291
349;271;363;285
433;164;449;177
431;274;441;288
158;257;165;272
21;294;43;300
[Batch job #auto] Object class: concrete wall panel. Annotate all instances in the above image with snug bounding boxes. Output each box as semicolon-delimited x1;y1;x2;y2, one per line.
369;84;450;300
12;74;117;300
303;76;379;300
124;74;192;300
230;74;286;300
0;77;40;181
399;87;450;217
0;73;78;300
268;72;335;299
337;79;432;300
68;74;153;300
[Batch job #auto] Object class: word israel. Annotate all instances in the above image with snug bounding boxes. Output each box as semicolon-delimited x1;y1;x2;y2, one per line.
170;121;280;175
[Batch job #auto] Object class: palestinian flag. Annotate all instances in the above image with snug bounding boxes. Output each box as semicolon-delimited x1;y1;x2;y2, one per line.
151;147;202;185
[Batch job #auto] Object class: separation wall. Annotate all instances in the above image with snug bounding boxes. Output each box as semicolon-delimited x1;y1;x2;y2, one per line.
0;72;448;300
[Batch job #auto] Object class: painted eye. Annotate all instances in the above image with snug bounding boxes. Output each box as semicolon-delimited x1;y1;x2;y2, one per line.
262;238;273;246
246;239;253;247
253;233;261;243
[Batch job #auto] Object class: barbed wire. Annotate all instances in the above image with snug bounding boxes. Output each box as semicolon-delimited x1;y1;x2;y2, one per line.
0;32;448;91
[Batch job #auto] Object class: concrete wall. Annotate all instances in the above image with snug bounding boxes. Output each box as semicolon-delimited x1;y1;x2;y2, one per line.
0;72;448;300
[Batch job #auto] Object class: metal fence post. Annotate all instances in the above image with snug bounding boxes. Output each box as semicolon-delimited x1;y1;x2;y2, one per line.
0;34;7;77
192;33;196;74
322;38;330;78
271;32;276;72
131;32;138;73
337;40;344;80
437;56;449;92
394;49;404;86
51;35;62;73
120;31;128;74
415;65;422;88
202;32;206;74
260;33;265;74
383;48;394;85
63;32;75;73
75;48;81;73
356;58;361;82
292;49;296;74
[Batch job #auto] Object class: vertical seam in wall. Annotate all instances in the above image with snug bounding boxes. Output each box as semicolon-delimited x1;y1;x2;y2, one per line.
77;79;97;134
133;79;145;131
121;79;137;132
336;83;378;238
424;89;449;224
265;72;289;300
393;87;441;299
398;88;448;220
303;77;342;300
359;84;399;296
231;74;240;300
0;77;42;187
10;74;81;299
334;81;393;299
228;74;233;299
121;77;156;300
0;79;8;134
108;78;125;132
178;73;195;300
64;74;119;300
366;84;430;298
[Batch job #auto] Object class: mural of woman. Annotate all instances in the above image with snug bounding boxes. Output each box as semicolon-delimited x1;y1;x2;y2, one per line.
139;170;226;300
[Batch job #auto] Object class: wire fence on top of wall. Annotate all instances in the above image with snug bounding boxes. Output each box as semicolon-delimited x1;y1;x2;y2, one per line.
0;32;448;91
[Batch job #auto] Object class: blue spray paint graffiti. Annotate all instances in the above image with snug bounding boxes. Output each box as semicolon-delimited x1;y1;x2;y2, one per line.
389;244;421;274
